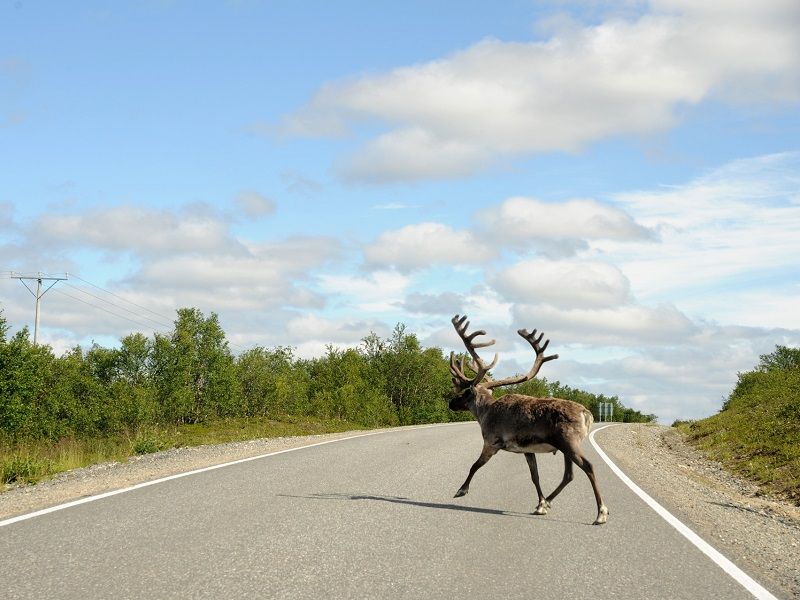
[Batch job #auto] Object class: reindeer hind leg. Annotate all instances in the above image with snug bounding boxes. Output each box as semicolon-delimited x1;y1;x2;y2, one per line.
538;452;574;515
568;446;608;525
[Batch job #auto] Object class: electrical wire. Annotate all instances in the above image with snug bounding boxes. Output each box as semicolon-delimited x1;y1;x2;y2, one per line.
52;288;170;335
62;282;172;330
6;270;249;354
69;273;176;324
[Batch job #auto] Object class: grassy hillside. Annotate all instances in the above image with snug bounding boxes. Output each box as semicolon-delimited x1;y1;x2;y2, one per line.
677;346;800;504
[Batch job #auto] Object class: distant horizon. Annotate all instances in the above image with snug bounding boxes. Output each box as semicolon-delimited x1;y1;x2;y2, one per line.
2;1;799;423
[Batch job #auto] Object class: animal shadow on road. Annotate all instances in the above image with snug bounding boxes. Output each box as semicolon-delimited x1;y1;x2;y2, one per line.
277;493;580;524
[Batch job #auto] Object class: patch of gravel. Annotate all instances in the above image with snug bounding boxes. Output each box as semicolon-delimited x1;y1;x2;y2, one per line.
0;429;389;522
596;424;800;600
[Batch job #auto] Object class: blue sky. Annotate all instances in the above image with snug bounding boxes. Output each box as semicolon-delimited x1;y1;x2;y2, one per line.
2;0;799;422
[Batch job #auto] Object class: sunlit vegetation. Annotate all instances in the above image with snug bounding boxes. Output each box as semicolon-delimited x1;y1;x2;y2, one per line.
676;346;800;503
0;308;651;487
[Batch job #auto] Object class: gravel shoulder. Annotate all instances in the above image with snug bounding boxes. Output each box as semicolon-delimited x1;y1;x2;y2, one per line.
595;424;800;600
0;428;392;522
3;423;799;598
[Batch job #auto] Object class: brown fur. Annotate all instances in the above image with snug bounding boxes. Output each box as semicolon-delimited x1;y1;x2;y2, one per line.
448;314;608;525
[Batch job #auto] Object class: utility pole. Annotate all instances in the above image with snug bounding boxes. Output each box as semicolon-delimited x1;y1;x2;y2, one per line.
11;272;68;345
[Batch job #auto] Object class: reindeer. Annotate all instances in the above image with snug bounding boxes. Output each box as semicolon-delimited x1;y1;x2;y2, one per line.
448;314;608;525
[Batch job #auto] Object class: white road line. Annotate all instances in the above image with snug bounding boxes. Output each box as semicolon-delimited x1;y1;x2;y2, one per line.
590;424;778;600
0;423;460;529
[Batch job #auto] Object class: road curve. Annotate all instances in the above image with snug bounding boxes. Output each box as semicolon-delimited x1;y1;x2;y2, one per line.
0;423;779;599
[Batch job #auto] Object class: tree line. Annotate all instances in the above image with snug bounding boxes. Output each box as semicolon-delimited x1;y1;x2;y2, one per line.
0;307;653;442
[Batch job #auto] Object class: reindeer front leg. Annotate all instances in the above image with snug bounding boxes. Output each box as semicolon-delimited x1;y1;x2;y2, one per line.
454;443;498;497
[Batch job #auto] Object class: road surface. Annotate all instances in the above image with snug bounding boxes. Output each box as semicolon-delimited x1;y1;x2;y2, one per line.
0;423;778;599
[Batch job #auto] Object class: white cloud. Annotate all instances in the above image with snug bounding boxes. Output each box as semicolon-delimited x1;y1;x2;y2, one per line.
492;259;631;308
36;204;248;257
460;287;514;341
285;314;383;343
551;321;800;421
341;128;490;183
280;1;800;181
403;291;464;315
284;314;392;359
317;270;411;312
481;196;654;256
2;203;341;342
363;222;496;272
122;236;338;311
603;152;800;307
513;302;697;346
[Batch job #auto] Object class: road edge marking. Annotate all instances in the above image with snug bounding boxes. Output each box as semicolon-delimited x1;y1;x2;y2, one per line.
589;424;778;600
0;422;467;528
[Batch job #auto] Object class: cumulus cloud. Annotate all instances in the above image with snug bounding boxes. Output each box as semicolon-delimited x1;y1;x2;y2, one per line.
513;302;698;346
363;222;496;272
35;204;248;257
340;128;490;183
492;259;632;308
550;321;800;421
286;314;383;343
284;314;392;358
279;1;800;181
1;202;342;343
402;291;465;315
317;270;411;312
480;196;654;256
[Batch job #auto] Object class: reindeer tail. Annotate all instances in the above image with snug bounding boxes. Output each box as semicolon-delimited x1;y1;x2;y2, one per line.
583;408;595;434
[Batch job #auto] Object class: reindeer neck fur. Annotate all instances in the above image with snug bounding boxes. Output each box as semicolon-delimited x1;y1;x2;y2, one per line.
467;385;497;420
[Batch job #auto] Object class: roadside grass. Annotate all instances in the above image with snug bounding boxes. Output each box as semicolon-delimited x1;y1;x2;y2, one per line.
675;367;800;504
0;415;364;490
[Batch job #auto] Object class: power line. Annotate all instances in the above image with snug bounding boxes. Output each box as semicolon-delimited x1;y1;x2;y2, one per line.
69;273;176;324
62;282;173;330
52;288;170;335
5;270;250;355
65;275;249;354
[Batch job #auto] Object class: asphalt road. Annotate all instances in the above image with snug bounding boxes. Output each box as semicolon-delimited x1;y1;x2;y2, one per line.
0;423;771;599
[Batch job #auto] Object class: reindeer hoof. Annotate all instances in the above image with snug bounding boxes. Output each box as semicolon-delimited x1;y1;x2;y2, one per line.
533;500;551;515
454;489;468;498
593;506;609;525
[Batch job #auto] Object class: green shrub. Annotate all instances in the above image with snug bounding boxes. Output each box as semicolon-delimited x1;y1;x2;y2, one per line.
684;346;800;502
132;435;168;455
1;453;53;484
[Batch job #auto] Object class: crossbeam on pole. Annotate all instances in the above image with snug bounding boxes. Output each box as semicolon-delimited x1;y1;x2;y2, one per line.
10;272;68;345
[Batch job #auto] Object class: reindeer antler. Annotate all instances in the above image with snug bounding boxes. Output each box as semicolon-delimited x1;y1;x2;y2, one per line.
450;314;559;389
450;314;498;387
482;327;559;390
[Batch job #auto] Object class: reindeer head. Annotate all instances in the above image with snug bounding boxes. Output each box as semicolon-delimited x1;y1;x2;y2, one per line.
448;314;559;411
